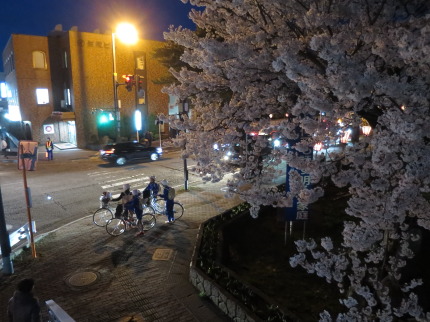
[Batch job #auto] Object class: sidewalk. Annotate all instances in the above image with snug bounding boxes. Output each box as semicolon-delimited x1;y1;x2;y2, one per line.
0;180;242;321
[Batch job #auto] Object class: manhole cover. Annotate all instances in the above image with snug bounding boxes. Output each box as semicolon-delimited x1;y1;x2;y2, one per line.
67;271;99;287
118;313;145;322
152;248;173;261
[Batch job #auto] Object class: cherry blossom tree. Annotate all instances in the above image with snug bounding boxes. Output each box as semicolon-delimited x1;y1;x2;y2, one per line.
161;0;430;319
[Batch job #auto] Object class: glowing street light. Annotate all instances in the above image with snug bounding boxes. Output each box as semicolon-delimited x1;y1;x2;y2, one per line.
314;142;323;151
135;109;142;141
112;23;138;142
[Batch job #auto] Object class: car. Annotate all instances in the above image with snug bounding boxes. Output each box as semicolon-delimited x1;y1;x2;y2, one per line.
100;141;162;166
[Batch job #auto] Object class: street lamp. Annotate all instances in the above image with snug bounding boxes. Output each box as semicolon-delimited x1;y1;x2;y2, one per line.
112;23;138;142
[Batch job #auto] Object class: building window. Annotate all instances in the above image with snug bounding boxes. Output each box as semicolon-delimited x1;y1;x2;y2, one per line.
4;52;15;75
0;82;6;98
32;51;47;69
64;88;71;106
63;51;68;68
36;88;49;104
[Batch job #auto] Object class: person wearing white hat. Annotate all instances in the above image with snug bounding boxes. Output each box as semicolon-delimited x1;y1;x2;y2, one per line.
111;184;133;219
159;179;175;223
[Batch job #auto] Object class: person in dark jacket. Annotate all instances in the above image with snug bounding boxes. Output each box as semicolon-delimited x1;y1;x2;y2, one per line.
159;179;174;223
131;189;145;237
7;278;41;322
111;184;133;219
143;176;159;199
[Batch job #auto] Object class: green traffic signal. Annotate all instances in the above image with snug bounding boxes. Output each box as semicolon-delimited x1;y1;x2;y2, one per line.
98;112;114;124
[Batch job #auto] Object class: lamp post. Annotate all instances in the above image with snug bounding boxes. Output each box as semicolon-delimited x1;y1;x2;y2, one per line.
112;33;120;142
111;23;138;143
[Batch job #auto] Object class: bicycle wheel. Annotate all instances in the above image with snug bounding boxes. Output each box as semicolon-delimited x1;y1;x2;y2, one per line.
141;206;156;230
155;198;166;214
141;214;156;231
173;202;184;220
93;208;114;227
106;218;126;236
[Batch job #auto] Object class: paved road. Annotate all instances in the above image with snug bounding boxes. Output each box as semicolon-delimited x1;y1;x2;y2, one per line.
0;147;200;235
0;149;243;321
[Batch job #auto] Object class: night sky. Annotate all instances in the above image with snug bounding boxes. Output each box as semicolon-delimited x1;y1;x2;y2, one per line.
0;0;198;71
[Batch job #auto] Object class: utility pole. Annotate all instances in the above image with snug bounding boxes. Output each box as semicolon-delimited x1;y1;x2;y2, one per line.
112;33;121;143
0;186;13;274
182;100;189;191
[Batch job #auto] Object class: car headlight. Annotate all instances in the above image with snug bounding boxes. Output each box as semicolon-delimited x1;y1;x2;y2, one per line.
274;139;281;147
156;147;163;154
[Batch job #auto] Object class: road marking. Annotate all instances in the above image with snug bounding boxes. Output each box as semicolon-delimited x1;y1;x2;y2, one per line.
101;177;148;189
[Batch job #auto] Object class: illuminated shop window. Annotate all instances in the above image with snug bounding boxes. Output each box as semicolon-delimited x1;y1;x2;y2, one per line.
36;88;49;104
65;88;71;105
32;51;47;69
0;82;7;98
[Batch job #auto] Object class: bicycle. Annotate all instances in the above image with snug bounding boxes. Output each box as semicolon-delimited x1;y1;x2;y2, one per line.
149;191;184;221
106;205;157;237
93;194;115;227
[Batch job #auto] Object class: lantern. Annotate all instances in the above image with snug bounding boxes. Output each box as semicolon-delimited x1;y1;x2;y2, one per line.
361;125;372;136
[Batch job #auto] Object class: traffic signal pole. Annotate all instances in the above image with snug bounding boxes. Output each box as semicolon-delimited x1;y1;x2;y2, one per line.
112;33;121;143
135;74;140;142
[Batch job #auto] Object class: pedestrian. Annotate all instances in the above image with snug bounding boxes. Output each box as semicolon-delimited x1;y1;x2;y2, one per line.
1;137;7;158
7;278;41;322
131;189;145;237
144;131;153;147
159;179;175;223
45;137;54;160
143;176;160;201
111;184;133;219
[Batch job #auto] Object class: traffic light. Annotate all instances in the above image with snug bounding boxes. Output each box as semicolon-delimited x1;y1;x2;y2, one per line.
137;76;145;100
123;74;135;92
98;112;114;125
137;76;143;91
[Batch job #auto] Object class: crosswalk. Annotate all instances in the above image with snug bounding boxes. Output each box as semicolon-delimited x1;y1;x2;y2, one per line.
87;170;153;196
87;167;198;197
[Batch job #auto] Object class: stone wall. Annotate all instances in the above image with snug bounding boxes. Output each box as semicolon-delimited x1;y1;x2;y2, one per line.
189;209;297;322
189;229;261;322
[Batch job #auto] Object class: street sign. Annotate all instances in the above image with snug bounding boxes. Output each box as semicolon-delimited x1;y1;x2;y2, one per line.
284;126;313;221
18;141;39;171
43;124;55;134
0;221;37;255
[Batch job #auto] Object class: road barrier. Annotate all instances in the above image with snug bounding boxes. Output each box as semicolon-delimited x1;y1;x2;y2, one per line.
46;300;76;322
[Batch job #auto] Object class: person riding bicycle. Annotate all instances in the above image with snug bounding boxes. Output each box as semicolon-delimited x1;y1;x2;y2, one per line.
159;179;175;223
143;176;160;202
111;184;133;219
131;189;145;237
100;191;112;208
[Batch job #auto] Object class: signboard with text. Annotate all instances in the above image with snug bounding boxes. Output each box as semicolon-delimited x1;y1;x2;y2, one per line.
284;126;312;221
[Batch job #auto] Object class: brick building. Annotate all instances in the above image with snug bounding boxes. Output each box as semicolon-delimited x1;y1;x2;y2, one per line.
1;25;174;148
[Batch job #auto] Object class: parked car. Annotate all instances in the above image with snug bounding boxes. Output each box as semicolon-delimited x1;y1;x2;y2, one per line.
100;142;162;166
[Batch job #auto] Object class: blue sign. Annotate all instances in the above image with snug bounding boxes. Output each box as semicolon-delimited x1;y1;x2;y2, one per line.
284;127;312;221
285;165;311;221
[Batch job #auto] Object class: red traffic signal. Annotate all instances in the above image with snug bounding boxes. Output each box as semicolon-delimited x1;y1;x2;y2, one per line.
122;74;135;92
